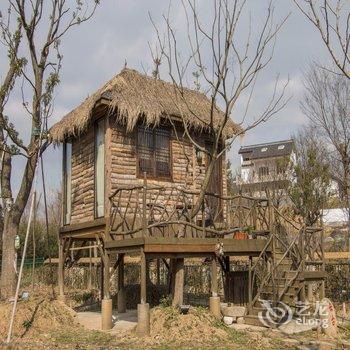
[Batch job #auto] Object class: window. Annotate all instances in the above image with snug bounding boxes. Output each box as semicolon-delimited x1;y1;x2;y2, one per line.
261;147;268;152
63;142;72;225
137;126;171;179
258;166;269;179
277;164;285;175
278;144;285;150
95;118;105;218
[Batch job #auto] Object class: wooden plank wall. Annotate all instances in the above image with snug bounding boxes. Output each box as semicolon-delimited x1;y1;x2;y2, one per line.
67;118;227;225
70;128;95;224
109;124;226;215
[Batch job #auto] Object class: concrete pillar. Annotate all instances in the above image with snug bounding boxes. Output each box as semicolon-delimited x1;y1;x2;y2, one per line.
210;296;221;319
101;298;113;330
137;303;150;336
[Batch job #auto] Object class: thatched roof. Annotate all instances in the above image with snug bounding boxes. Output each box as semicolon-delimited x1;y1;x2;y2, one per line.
50;68;241;142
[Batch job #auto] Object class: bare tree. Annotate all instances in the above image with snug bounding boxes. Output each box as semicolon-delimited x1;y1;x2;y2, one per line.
301;66;350;242
294;0;350;79
150;0;289;306
0;0;99;299
151;0;289;216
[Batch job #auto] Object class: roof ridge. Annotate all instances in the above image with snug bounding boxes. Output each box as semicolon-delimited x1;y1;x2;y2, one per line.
239;139;294;150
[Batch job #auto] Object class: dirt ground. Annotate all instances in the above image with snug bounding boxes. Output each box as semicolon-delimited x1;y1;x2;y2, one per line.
0;287;350;350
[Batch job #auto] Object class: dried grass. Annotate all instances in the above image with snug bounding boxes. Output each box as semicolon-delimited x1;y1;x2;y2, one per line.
50;68;241;142
0;287;76;344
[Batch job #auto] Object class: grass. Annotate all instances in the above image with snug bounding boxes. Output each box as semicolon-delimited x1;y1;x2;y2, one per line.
50;327;116;348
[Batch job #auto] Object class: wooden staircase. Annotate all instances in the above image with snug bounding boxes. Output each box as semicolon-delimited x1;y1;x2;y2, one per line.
243;225;326;328
244;246;303;326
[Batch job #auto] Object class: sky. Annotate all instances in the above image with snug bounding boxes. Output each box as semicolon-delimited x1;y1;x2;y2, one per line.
0;0;333;196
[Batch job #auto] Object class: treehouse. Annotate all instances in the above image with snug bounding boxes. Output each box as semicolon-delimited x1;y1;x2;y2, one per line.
50;68;326;333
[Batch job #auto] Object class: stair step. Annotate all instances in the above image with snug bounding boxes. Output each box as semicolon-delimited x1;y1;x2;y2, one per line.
243;315;268;327
264;285;300;294
275;271;300;279
259;292;298;304
275;260;293;267
247;307;265;316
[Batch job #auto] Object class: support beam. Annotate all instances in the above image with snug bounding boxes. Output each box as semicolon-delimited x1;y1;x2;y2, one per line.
223;256;230;302
103;252;111;300
210;256;220;318
140;248;147;304
138;247;150;336
58;238;65;302
96;234;113;330
117;254;126;313
171;258;184;307
156;259;161;287
211;257;218;297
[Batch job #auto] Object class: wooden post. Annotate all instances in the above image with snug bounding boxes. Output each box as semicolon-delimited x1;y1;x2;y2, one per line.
224;256;230;303
248;257;252;312
88;246;92;290
118;253;126;313
171;258;184;306
140;247;147;304
101;249;112;330
156;259;161;287
201;201;206;238
142;173;147;238
268;199;277;305
103;252;110;299
58;238;65;302
100;262;104;299
209;255;220;318
137;246;150;336
211;257;218;297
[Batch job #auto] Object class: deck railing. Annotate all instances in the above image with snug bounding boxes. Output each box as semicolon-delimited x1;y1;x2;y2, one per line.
108;179;271;240
108;178;325;307
248;206;325;310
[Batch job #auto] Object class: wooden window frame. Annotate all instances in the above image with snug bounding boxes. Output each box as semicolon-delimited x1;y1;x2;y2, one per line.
62;141;72;226
94;117;106;219
136;125;173;181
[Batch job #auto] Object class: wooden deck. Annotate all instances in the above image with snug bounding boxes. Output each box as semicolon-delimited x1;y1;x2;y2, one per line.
104;237;270;258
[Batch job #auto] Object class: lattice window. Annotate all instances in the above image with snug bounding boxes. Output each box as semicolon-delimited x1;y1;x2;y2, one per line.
258;166;269;179
137;126;171;179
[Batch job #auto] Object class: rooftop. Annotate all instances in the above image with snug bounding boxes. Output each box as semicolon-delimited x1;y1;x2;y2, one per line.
239;139;294;160
50;68;241;142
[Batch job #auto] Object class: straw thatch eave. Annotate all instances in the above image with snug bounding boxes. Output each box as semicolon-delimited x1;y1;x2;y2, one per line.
50;68;242;143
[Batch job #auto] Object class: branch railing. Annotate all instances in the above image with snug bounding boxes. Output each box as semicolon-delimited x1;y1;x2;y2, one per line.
248;207;325;311
109;180;325;308
108;180;271;240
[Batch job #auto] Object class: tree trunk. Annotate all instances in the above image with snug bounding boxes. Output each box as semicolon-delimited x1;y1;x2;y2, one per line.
192;156;216;218
0;213;17;299
0;207;3;245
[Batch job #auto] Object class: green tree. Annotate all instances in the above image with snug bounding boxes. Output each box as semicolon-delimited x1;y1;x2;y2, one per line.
289;128;332;226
